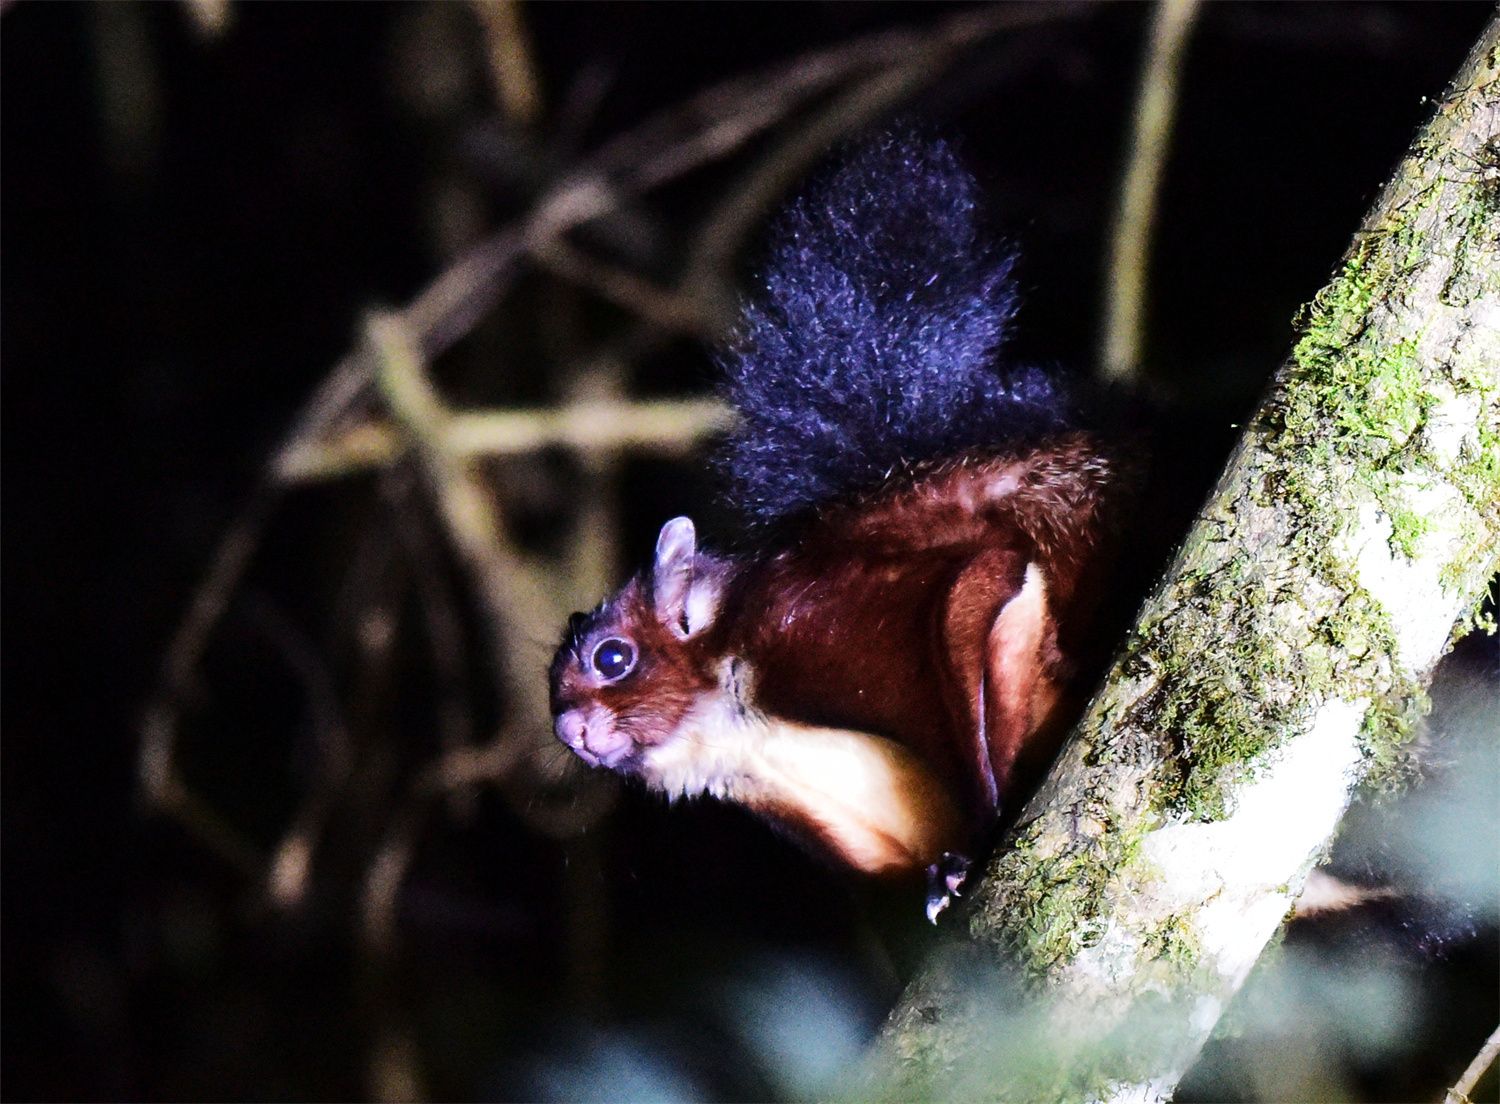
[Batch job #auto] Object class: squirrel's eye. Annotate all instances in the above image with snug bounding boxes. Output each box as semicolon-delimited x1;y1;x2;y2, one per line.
591;638;636;681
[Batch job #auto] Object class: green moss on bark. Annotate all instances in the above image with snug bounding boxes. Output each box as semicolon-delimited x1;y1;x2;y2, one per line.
1124;144;1500;819
982;808;1154;974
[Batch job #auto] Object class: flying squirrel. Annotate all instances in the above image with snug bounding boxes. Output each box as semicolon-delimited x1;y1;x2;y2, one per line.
548;131;1130;920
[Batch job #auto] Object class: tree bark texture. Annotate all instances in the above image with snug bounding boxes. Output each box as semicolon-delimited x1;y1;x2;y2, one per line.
873;19;1500;1103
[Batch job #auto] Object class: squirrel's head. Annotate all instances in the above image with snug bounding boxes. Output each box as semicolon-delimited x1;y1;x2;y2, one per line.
549;517;730;774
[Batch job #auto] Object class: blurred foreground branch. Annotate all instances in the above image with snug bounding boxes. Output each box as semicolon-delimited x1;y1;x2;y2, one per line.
875;16;1500;1101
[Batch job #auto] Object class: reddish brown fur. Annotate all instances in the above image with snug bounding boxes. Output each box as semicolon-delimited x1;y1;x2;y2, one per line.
549;434;1123;874
822;432;1117;604
725;436;1113;833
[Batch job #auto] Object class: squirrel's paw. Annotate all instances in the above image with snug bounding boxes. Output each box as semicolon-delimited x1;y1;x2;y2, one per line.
924;852;973;924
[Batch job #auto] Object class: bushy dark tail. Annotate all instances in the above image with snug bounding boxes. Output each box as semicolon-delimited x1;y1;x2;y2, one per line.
717;130;1074;529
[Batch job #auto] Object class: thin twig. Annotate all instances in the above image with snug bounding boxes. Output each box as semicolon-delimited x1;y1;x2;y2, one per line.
137;353;392;854
150;778;263;877
1100;0;1202;383
359;802;428;1103
685;3;1092;295
561;367;626;598
366;312;558;756
247;595;353;779
385;470;481;817
245;597;354;909
361;805;424;961
596;3;1080;194
531;237;727;337
472;0;543;127
1447;1023;1500;1104
277;397;733;483
138;491;275;804
416;730;530;795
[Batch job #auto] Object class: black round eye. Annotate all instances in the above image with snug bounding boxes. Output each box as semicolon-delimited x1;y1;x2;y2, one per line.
591;638;636;681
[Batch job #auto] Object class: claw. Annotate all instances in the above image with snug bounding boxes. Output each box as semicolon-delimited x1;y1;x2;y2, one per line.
925;892;951;925
924;852;973;924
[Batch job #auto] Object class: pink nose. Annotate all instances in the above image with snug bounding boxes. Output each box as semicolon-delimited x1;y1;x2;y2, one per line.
583;727;631;763
555;712;632;767
555;712;587;749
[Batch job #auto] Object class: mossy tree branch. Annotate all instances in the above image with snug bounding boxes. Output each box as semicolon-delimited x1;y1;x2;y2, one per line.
873;19;1500;1102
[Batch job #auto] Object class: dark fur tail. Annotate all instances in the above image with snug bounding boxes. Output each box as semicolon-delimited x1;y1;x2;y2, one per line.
717;130;1074;529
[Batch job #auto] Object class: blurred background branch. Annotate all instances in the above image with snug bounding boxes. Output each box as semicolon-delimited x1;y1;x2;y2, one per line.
275;398;733;483
1100;0;1201;384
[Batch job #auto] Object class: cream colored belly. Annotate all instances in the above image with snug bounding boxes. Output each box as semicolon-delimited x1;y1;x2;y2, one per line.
642;699;962;875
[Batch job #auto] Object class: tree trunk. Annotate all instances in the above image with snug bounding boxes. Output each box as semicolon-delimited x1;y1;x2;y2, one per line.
872;19;1500;1102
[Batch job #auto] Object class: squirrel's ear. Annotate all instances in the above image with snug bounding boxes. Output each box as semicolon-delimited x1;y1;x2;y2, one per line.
653;516;718;638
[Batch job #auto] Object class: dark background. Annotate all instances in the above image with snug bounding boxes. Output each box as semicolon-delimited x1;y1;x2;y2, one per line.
3;3;1496;1100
